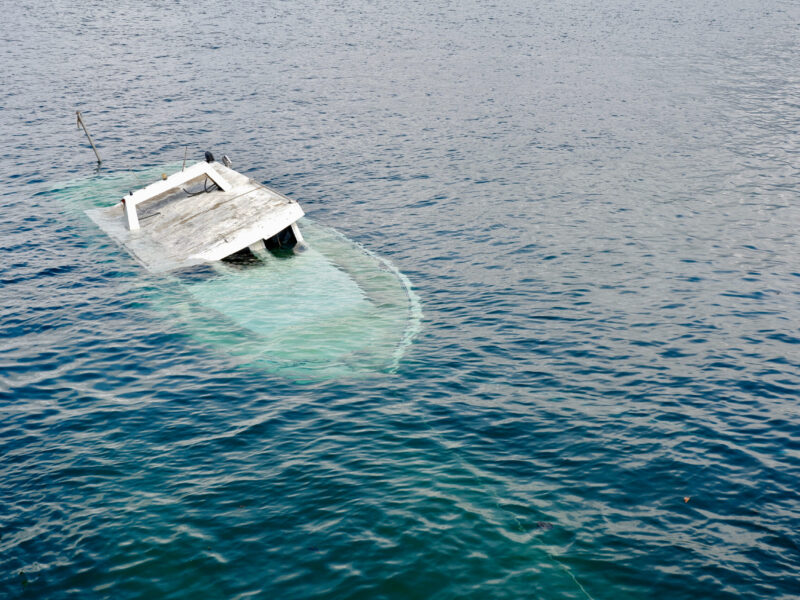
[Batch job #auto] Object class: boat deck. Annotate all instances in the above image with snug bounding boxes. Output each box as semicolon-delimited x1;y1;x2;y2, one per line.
87;162;304;273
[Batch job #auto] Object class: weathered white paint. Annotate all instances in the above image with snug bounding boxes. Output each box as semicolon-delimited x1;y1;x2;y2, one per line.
87;162;305;273
122;162;233;231
122;197;140;231
290;222;304;244
248;240;267;253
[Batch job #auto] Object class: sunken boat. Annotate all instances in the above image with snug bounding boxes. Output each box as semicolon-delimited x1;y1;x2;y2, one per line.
87;152;305;273
80;152;421;378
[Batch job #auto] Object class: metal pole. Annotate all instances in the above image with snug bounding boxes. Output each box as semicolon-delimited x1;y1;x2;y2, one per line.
76;111;102;163
182;145;187;171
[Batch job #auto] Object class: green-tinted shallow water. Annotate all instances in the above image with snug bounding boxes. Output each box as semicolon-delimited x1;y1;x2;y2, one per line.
169;220;422;379
2;1;800;598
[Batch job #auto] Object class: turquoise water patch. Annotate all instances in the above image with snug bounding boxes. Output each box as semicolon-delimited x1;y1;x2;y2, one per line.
165;220;422;379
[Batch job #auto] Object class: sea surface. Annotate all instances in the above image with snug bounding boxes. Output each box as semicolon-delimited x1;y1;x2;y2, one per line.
2;1;800;598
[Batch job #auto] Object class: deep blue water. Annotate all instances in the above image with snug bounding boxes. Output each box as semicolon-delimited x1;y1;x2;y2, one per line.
2;1;800;598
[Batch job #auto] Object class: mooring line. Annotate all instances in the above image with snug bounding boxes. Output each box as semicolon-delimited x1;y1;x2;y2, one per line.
319;227;592;597
414;408;595;600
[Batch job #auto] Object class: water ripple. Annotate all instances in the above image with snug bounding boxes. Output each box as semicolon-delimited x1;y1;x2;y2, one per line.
3;0;800;598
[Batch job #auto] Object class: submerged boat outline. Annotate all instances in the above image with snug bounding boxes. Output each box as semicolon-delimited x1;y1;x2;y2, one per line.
79;153;422;378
